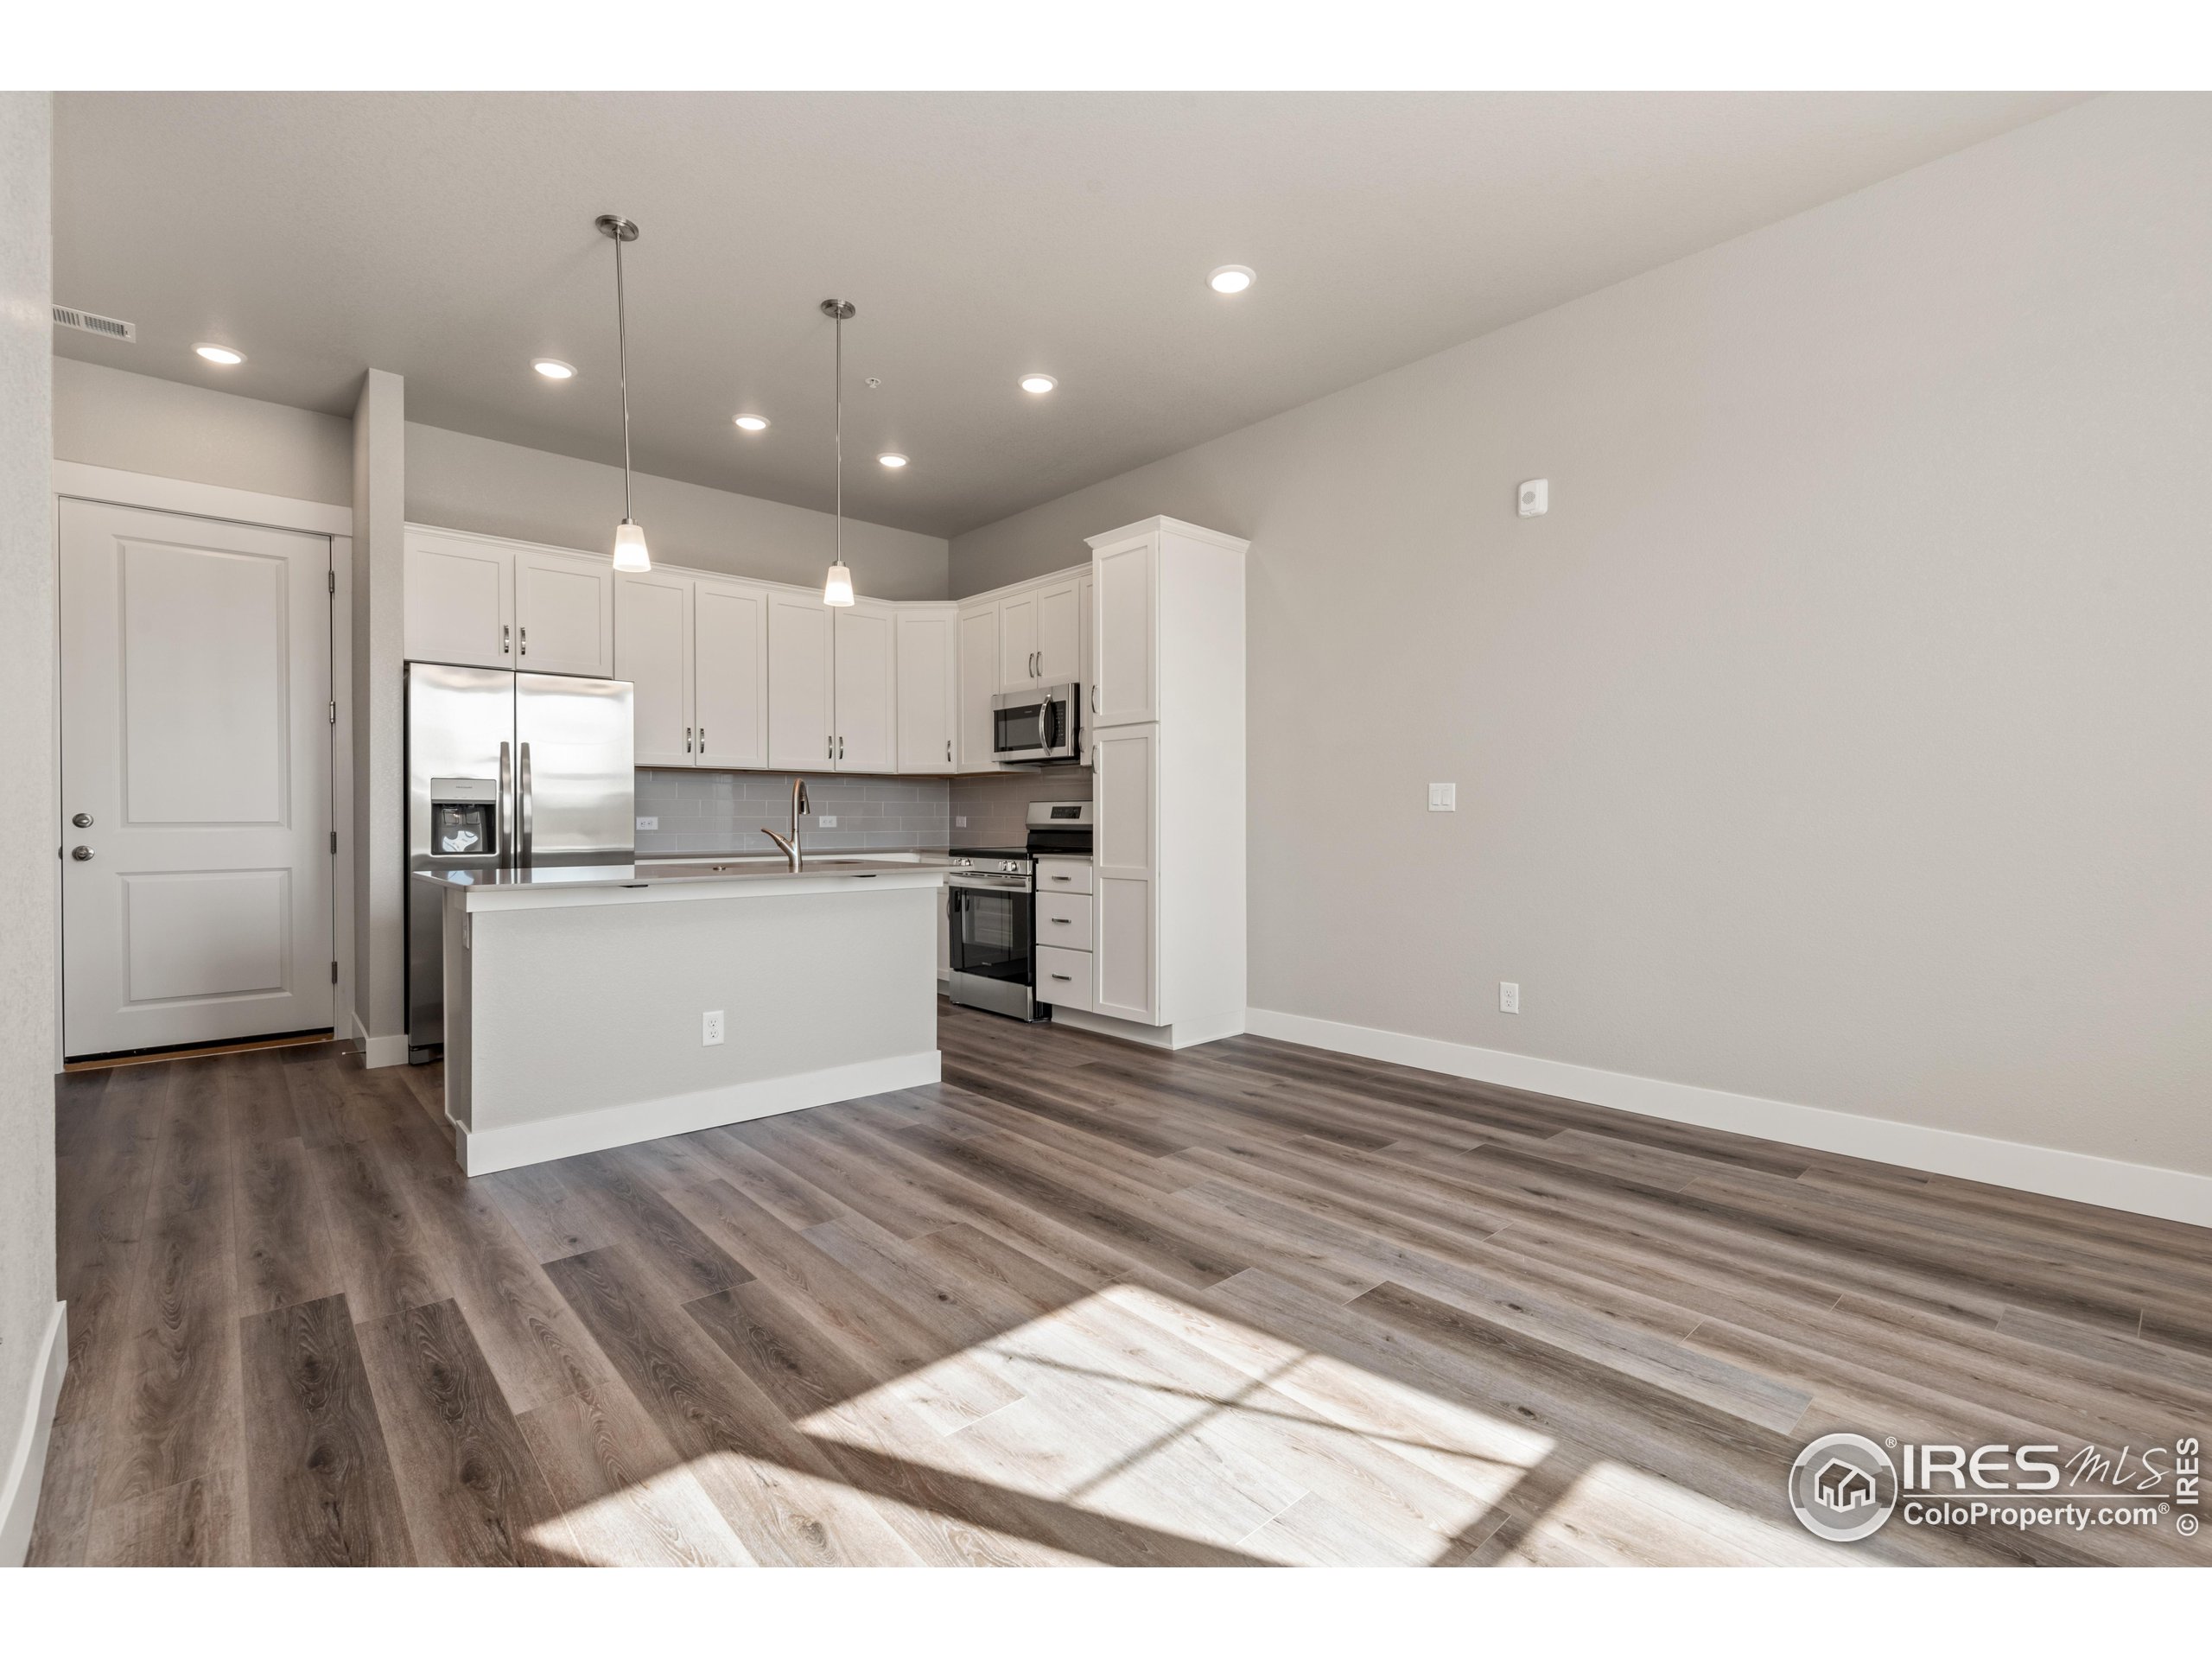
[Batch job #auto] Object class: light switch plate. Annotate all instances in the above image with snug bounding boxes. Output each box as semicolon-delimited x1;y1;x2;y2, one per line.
1427;782;1456;812
1518;479;1548;518
635;817;658;831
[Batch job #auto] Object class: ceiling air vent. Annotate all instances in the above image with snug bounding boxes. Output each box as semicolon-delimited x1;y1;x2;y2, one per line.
53;305;137;342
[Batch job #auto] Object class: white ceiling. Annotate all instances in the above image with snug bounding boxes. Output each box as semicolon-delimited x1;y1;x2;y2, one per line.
53;92;2085;537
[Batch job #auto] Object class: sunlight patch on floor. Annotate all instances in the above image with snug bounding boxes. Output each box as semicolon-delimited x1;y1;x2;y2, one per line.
797;1283;1554;1566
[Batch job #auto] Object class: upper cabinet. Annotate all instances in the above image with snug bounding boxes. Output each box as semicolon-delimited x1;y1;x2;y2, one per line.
614;569;768;771
894;606;958;775
404;526;613;677
957;605;1003;772
1090;531;1158;728
999;578;1082;690
832;602;897;773
766;591;836;769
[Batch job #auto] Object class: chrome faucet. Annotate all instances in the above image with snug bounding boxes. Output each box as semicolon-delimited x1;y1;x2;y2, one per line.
761;776;810;871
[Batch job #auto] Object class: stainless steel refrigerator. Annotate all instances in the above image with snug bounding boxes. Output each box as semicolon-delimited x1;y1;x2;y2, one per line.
406;663;634;1061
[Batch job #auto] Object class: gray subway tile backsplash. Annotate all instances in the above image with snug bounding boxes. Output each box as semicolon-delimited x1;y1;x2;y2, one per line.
632;765;1094;855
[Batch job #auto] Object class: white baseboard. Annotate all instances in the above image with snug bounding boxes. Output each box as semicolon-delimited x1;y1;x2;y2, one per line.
456;1050;943;1175
1243;1007;2212;1230
352;1012;409;1070
0;1303;68;1568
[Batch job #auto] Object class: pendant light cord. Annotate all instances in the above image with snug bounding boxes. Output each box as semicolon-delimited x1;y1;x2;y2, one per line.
833;310;844;566
615;231;633;521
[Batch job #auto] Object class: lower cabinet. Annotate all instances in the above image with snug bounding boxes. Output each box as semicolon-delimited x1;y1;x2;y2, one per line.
1090;725;1158;1024
1036;944;1094;1011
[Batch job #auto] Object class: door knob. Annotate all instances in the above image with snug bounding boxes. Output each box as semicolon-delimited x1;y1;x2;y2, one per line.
71;846;93;861
72;812;92;828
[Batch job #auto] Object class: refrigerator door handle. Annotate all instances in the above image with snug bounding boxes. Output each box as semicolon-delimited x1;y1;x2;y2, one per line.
498;740;514;868
518;741;534;867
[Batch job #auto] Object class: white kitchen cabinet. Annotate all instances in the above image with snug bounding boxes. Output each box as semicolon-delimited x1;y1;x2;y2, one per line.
833;602;897;773
767;591;836;769
614;569;694;767
1078;517;1248;1046
1090;531;1157;728
957;604;1003;772
514;548;615;676
999;578;1081;690
1091;724;1157;1023
894;605;958;774
1077;573;1095;762
405;526;612;677
616;570;768;770
692;578;769;770
404;528;513;668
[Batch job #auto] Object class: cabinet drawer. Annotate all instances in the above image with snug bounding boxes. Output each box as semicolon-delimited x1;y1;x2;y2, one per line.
1035;944;1093;1010
1035;888;1093;950
1035;856;1094;895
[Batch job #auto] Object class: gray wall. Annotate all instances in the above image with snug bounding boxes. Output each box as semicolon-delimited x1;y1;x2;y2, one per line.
405;423;950;601
949;94;2212;1179
52;355;353;505
0;92;57;1560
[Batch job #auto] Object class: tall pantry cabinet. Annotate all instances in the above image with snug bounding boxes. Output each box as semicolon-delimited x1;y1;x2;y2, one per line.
1072;517;1247;1048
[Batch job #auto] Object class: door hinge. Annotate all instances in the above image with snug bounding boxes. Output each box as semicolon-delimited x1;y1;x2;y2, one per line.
330;960;339;985
328;700;338;725
330;830;338;855
327;569;335;595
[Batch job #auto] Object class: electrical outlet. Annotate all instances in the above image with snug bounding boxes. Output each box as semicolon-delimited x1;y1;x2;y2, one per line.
1499;982;1520;1014
817;815;837;829
1427;782;1456;812
636;816;658;831
702;1010;725;1046
1518;479;1548;518
956;816;968;829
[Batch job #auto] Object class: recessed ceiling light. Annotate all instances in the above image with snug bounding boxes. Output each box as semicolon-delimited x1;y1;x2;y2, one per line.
533;358;577;379
1207;265;1255;295
194;343;245;365
734;414;769;432
1019;374;1057;394
878;452;909;468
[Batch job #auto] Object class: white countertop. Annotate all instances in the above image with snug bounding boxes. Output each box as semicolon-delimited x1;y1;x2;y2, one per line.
411;854;950;908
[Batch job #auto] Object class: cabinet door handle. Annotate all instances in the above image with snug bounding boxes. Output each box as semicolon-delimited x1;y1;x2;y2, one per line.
945;739;951;763
698;727;706;753
685;726;692;754
519;626;528;658
502;624;512;655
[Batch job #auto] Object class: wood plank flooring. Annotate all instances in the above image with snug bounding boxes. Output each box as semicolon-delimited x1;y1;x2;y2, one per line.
28;1001;2212;1566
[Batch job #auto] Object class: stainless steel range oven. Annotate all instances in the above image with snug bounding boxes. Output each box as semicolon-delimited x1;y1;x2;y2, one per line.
990;682;1081;764
947;801;1093;1020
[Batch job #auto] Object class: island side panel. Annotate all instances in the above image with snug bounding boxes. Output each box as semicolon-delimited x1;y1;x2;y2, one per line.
442;885;474;1132
457;884;940;1174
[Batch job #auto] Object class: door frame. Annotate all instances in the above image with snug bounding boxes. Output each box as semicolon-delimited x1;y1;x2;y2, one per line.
50;461;354;1070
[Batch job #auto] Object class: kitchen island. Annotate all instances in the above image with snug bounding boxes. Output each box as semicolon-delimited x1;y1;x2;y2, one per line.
413;855;947;1174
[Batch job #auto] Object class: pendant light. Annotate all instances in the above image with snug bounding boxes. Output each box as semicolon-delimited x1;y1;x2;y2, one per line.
595;214;651;574
820;297;856;607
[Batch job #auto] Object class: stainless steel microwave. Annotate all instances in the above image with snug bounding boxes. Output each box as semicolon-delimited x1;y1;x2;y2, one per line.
991;682;1081;764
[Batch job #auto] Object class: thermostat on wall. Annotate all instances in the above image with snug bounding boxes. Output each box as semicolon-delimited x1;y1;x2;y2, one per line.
1518;480;1548;518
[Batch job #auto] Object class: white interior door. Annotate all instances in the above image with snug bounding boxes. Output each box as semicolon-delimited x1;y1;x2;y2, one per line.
834;604;897;772
60;500;335;1057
